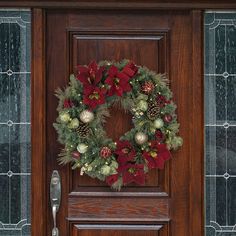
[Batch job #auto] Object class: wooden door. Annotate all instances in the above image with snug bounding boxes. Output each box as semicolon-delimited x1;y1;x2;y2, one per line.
37;8;203;236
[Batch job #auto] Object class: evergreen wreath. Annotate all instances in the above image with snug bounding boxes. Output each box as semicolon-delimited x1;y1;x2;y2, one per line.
54;59;183;190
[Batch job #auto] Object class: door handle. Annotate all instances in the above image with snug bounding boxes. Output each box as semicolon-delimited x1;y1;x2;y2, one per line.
50;170;61;236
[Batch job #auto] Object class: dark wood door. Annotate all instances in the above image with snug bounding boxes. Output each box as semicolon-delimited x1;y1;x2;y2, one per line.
43;9;203;236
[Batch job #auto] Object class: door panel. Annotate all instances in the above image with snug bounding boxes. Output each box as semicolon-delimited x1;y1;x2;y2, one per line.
46;9;203;236
71;32;168;73
70;29;169;188
71;225;164;236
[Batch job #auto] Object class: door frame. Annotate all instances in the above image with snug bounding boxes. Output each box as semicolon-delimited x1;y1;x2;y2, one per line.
1;1;236;8
3;2;230;236
31;9;46;236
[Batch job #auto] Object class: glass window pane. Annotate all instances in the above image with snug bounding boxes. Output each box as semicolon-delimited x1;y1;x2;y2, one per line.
0;9;31;236
205;12;236;236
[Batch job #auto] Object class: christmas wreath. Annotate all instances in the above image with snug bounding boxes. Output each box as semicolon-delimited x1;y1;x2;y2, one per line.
54;60;183;190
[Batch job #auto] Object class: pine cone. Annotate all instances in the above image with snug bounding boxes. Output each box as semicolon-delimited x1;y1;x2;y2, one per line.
77;122;91;138
141;81;155;94
147;101;160;120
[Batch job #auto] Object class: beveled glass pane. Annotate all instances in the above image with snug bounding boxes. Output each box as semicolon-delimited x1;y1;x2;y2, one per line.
10;124;31;175
0;74;10;122
0;176;9;224
205;126;226;176
9;74;30;123
227;77;236;122
215;25;226;74
0;9;31;236
11;176;31;224
0;23;9;72
0;125;9;173
215;177;227;226
205;227;216;236
204;75;226;125
227;127;236;175
227;178;236;226
226;26;236;74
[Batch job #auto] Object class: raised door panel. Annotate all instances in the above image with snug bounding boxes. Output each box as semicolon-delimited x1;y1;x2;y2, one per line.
70;32;168;74
72;225;164;236
69;30;169;189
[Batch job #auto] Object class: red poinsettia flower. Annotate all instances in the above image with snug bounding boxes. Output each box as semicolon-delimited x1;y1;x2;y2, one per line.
115;140;136;165
63;99;74;108
142;141;171;169
118;163;145;185
77;61;105;86
155;130;165;143
105;64;135;97
83;86;106;109
106;173;119;186
156;94;170;108
122;61;138;77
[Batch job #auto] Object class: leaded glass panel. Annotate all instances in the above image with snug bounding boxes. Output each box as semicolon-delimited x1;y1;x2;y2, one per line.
205;12;236;236
0;9;31;236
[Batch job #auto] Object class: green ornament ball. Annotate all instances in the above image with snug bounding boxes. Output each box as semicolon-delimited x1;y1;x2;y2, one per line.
77;143;88;153
138;100;148;111
172;136;183;149
59;112;71;123
101;165;111;175
69;118;80;129
153;118;164;129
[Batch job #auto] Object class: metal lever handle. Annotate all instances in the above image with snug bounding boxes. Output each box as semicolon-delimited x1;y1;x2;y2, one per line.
52;205;59;236
50;171;61;236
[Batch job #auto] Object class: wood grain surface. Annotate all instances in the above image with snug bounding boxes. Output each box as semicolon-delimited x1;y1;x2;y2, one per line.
31;8;47;236
68;197;170;221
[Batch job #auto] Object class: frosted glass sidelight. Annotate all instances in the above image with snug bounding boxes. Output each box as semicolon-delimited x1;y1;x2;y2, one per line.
205;12;236;236
0;9;31;236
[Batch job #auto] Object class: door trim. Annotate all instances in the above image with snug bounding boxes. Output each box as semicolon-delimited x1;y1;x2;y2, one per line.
0;1;236;9
190;10;204;236
31;8;47;236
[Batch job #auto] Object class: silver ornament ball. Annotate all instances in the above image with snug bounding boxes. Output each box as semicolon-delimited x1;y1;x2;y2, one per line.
79;110;94;123
135;132;148;145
